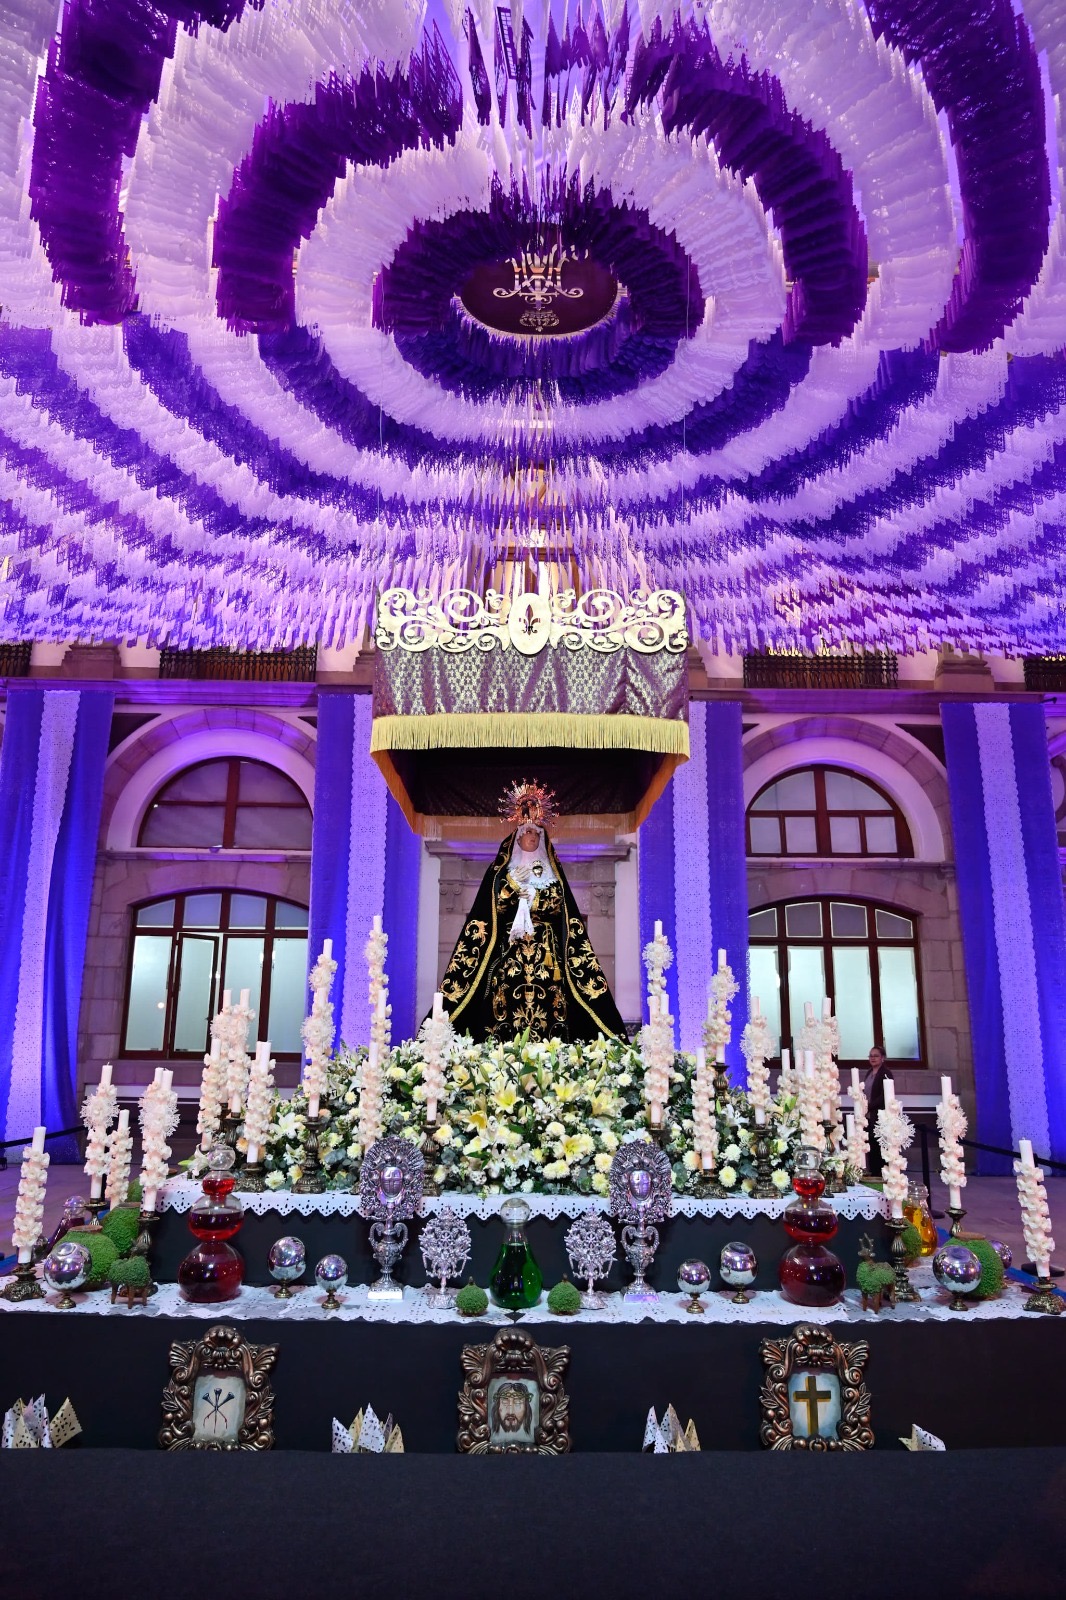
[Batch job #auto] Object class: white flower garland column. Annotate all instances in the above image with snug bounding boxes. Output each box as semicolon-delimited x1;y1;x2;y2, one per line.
105;1110;133;1208
876;1081;914;1220
139;1070;179;1213
196;1035;225;1153
848;1068;870;1173
302;939;338;1120
82;1063;117;1201
11;1127;48;1265
243;1043;276;1168
1015;1140;1056;1279
936;1076;968;1215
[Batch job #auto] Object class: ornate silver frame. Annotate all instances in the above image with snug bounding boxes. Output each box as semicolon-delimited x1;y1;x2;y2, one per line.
359;1134;425;1300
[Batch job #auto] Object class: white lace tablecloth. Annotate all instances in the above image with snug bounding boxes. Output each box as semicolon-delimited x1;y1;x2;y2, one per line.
0;1265;1048;1327
157;1178;887;1223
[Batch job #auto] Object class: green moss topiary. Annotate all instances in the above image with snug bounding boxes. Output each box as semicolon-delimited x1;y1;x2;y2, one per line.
547;1278;582;1316
127;1179;142;1203
963;1237;1006;1299
108;1255;151;1288
856;1260;895;1297
901;1223;921;1264
455;1281;489;1317
64;1230;118;1289
101;1205;142;1255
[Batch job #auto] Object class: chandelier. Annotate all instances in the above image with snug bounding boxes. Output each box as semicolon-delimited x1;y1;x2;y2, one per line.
493;244;584;332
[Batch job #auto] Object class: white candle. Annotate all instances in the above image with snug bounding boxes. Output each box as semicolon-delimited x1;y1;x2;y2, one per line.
846;1112;855;1144
851;1067;862;1100
239;988;250;1009
780;1047;790;1073
99;1062;112;1090
162;1069;174;1092
377;990;387;1018
941;1075;953;1102
695;1046;706;1074
433;991;444;1021
152;1066;163;1086
654;919;663;940
651;1101;663;1128
223;989;231;1010
822;998;832;1021
752;995;761;1018
716;1047;725;1065
804;1001;814;1025
718;948;726;968
308;1092;321;1120
31;1125;45;1154
323;938;333;960
1019;1138;1035;1168
822;1100;832;1123
883;1076;896;1106
372;914;382;934
755;1105;766;1127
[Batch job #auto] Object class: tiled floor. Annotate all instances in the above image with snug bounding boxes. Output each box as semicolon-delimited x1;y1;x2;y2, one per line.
1;1153;1060;1272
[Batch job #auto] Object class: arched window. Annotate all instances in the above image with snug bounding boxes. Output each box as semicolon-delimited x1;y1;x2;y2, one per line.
138;759;312;850
746;766;912;857
122;892;308;1058
748;898;924;1065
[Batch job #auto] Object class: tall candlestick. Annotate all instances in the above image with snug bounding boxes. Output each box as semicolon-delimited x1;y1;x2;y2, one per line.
11;1128;49;1265
139;1072;179;1214
1014;1143;1056;1282
82;1067;117;1201
303;939;338;1123
106;1109;133;1207
936;1074;967;1214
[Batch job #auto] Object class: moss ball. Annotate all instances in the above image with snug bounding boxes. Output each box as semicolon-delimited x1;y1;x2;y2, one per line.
64;1230;118;1288
901;1223;922;1263
963;1237;1006;1299
455;1282;489;1317
108;1255;151;1288
101;1205;142;1255
547;1278;582;1316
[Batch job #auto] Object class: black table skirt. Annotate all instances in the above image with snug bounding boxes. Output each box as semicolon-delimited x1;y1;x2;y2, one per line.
1;1306;1063;1454
3;1448;1065;1600
153;1203;880;1291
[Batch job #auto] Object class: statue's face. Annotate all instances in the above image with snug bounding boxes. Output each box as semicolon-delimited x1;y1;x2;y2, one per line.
517;825;540;851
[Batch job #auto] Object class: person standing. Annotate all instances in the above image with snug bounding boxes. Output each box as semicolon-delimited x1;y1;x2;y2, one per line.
864;1045;889;1177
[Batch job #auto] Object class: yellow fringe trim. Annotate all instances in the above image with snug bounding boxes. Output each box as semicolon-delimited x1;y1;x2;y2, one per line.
370;712;690;758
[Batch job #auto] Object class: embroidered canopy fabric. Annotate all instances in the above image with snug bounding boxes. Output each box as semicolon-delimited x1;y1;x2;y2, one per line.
372;633;688;827
2;1;1066;650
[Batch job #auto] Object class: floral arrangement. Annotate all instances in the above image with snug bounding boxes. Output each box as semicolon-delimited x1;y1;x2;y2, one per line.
936;1081;967;1201
875;1099;914;1217
138;1072;179;1211
740;1008;774;1122
261;1034;803;1198
82;1070;116;1200
703;951;739;1059
243;1047;275;1166
1014;1146;1056;1275
105;1113;133;1207
196;1038;224;1153
301;944;337;1118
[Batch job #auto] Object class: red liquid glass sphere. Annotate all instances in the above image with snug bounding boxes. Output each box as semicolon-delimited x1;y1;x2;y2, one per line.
779;1243;847;1306
179;1168;245;1303
792;1171;826;1202
783;1198;840;1243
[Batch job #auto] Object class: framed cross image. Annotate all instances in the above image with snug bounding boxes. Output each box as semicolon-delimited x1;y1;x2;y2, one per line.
458;1329;571;1455
159;1323;278;1452
759;1325;873;1451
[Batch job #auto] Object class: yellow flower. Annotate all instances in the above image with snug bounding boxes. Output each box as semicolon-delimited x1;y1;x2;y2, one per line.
463;1136;485;1156
592;1172;609;1196
594;1152;613;1174
590;1092;617;1117
555;1081;580;1103
562;1134;595;1162
466;1107;489;1134
683;1149;700;1171
387;1065;406;1080
601;1130;619;1153
546;1120;565;1138
542;1159;569;1181
433;1124;453;1145
494;1086;519;1113
289;1165;303;1184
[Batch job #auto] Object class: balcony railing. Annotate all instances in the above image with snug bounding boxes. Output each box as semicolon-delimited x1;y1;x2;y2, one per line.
0;642;32;678
743;652;899;690
159;647;318;683
1023;656;1066;693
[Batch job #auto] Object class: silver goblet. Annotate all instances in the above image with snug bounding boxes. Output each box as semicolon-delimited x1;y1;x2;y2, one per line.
315;1253;348;1310
268;1235;306;1298
720;1239;758;1304
677;1258;711;1314
42;1241;91;1309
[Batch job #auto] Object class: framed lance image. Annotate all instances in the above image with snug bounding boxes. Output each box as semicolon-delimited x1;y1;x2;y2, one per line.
458;1329;571;1455
159;1323;278;1451
759;1325;874;1451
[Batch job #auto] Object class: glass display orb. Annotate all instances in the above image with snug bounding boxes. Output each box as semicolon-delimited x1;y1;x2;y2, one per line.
315;1253;347;1308
720;1240;758;1291
678;1258;711;1313
989;1240;1013;1271
268;1235;306;1286
42;1240;91;1307
489;1196;543;1309
177;1145;245;1303
903;1182;939;1256
932;1243;981;1299
779;1147;846;1307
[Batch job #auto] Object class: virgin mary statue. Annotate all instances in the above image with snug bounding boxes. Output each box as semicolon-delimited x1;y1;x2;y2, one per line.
439;782;626;1044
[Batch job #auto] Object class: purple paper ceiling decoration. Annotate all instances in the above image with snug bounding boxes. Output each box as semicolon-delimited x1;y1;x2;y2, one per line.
0;0;1065;653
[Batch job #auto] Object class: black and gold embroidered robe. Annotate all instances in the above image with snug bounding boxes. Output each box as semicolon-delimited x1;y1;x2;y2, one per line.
439;830;626;1043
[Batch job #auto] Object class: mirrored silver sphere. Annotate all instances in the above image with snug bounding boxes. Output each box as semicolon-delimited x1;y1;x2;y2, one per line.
677;1258;712;1294
720;1240;758;1288
932;1243;981;1295
268;1235;306;1282
989;1240;1013;1271
42;1240;91;1295
315;1253;348;1290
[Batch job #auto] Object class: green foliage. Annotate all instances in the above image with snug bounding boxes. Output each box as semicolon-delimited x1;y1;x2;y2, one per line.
101;1205;141;1255
964;1237;1006;1299
547;1278;582;1316
127;1179;142;1203
64;1230;118;1288
856;1260;894;1296
901;1223;921;1263
107;1255;150;1288
455;1282;489;1317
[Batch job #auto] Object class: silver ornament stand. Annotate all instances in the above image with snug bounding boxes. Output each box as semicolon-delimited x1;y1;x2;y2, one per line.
608;1139;673;1303
359;1134;424;1302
